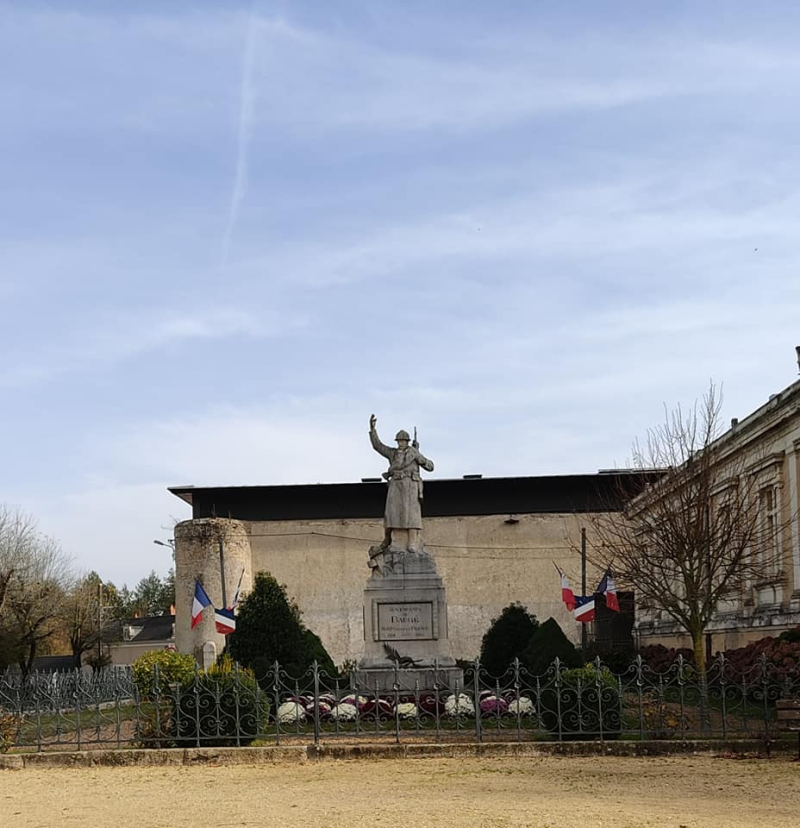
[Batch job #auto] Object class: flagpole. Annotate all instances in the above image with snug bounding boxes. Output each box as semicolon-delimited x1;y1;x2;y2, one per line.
218;538;227;609
581;527;587;661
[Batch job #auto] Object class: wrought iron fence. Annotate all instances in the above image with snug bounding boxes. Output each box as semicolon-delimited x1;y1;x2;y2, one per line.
1;654;798;752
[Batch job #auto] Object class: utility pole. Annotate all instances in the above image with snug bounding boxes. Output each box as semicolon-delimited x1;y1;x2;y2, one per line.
581;527;587;660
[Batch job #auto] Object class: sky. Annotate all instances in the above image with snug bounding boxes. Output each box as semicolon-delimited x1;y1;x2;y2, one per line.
1;1;799;586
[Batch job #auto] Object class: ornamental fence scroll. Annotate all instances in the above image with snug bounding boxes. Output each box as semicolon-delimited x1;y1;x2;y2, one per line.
1;654;799;752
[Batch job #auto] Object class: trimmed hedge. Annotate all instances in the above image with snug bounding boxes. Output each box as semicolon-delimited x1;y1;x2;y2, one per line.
538;665;622;740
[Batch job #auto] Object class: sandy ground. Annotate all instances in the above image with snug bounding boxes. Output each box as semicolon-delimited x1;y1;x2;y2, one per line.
0;755;798;828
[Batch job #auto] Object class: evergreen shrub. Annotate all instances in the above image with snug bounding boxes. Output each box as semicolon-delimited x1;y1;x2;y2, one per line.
228;572;336;683
520;617;581;676
479;603;539;678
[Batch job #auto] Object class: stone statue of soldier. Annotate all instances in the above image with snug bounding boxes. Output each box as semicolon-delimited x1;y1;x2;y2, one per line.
369;414;434;557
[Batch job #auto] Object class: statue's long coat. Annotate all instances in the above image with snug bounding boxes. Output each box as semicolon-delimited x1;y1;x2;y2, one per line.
369;430;434;530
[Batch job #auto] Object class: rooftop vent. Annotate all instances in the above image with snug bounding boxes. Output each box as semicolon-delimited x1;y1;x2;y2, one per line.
361;477;382;483
462;474;483;479
731;417;739;427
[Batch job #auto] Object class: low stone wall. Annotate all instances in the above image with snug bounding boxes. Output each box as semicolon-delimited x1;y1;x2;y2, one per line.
0;738;791;770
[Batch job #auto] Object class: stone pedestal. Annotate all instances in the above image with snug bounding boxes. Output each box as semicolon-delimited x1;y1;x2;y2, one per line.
357;544;463;692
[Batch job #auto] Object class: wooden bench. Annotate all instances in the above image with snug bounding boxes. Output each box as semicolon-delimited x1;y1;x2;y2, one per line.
776;699;800;760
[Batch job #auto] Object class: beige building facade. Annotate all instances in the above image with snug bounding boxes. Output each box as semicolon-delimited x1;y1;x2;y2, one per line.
636;376;800;653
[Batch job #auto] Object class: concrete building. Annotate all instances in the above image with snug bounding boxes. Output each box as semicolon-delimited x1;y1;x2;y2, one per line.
106;615;177;666
171;473;643;667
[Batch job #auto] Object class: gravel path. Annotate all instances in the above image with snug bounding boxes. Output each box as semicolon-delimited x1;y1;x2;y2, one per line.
1;755;798;827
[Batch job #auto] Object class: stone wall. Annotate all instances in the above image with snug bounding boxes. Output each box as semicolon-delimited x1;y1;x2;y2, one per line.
246;511;604;666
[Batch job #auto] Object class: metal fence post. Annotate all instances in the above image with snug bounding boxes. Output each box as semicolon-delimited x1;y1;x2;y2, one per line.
473;659;482;743
312;661;320;747
513;658;522;742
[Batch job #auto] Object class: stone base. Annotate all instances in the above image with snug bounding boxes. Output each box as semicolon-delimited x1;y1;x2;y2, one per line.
359;542;460;692
353;666;465;693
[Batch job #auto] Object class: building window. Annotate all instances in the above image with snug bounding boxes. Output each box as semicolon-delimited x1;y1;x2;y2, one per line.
759;485;780;579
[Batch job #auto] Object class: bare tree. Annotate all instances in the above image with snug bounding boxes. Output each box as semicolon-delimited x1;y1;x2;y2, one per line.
61;572;124;668
0;518;72;675
0;505;39;616
592;383;786;676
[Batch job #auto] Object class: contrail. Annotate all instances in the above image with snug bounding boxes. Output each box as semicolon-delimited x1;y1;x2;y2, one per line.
221;12;258;269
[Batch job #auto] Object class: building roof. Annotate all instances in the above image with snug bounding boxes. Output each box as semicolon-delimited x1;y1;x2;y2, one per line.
123;615;175;643
169;471;660;522
30;655;76;673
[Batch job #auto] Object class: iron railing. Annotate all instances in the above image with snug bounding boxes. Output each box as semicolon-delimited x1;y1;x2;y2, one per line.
1;654;798;752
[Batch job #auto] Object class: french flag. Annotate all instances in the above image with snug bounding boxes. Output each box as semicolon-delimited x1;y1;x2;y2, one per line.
573;595;596;623
597;569;620;613
554;564;577;612
191;581;212;629
215;570;245;635
215;607;236;635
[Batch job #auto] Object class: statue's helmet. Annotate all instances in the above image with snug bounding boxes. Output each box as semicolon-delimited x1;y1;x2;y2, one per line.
395;429;411;442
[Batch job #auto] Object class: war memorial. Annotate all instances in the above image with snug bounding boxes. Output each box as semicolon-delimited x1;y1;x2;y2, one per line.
173;415;641;676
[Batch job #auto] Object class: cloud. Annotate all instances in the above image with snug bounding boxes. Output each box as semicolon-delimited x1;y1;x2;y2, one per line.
0;305;307;389
220;11;259;268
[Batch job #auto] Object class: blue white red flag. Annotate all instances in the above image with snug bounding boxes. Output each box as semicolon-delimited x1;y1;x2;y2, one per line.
597;569;620;612
191;581;212;629
215;606;236;635
573;595;596;623
553;563;577;611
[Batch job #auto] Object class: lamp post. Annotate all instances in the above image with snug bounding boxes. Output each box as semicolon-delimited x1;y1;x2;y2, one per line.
153;538;175;563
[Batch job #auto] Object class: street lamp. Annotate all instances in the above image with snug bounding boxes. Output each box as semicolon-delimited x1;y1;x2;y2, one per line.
154;538;176;565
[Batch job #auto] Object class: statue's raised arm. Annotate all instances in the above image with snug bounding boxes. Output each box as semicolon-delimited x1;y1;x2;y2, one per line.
369;414;393;460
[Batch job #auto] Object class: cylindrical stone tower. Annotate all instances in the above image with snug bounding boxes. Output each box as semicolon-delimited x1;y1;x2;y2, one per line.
174;517;251;665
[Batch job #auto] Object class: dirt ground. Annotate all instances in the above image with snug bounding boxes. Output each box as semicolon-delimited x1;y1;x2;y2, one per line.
1;755;798;828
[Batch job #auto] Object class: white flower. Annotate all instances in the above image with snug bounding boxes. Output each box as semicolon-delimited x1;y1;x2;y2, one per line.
276;701;306;724
396;702;418;720
329;702;357;721
340;694;367;707
508;697;535;716
444;693;475;717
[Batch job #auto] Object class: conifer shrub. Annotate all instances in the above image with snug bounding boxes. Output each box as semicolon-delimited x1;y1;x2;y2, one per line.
520;617;581;676
479;603;539;679
227;572;337;683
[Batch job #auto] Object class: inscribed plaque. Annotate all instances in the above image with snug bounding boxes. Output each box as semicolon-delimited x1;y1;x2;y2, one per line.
377;602;434;640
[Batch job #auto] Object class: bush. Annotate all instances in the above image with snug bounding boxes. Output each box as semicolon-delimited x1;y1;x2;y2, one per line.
520;618;581;675
719;636;800;682
479;603;539;678
538;664;622;740
0;713;19;753
587;643;636;673
174;655;270;747
132;650;196;699
228;572;336;681
302;629;337;679
778;626;800;644
636;645;694;674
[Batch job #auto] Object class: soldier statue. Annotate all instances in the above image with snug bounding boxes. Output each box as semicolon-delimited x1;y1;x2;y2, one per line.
369;414;434;556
